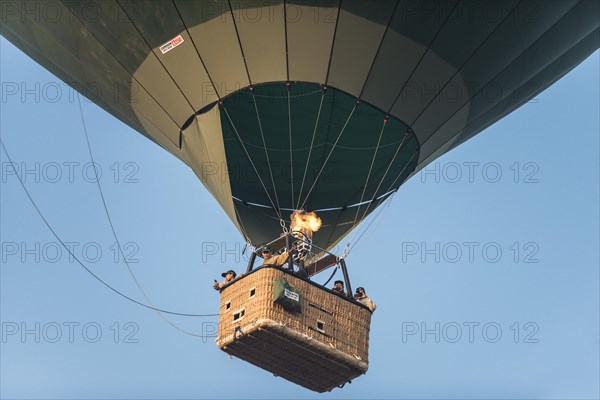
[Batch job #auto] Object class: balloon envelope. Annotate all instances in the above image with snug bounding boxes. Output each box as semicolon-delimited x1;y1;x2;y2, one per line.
2;0;598;251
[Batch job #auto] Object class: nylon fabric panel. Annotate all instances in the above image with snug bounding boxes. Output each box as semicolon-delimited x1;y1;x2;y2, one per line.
327;0;396;96
361;1;457;110
219;83;416;211
182;105;241;234
176;0;250;96
230;1;287;84
287;1;338;83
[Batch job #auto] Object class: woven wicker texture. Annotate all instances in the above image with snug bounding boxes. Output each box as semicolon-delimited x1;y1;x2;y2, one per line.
216;267;372;392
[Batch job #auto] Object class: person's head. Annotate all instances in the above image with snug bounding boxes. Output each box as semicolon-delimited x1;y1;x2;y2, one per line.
355;287;366;297
333;280;344;291
260;246;272;258
221;269;236;282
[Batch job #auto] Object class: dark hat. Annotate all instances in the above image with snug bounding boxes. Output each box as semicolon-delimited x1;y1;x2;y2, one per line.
221;269;236;278
334;280;344;286
356;287;365;293
260;246;272;253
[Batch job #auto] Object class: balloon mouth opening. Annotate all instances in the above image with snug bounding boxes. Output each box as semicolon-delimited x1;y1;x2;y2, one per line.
185;82;420;252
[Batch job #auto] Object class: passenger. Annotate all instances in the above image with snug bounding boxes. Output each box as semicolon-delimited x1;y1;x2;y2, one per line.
331;280;347;296
295;264;309;279
260;246;297;268
354;287;376;312
213;269;242;291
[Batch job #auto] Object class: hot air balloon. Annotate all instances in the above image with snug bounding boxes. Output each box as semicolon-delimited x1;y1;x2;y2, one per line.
2;0;598;392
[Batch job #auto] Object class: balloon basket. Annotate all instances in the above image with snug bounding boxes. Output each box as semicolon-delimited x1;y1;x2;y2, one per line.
215;266;372;392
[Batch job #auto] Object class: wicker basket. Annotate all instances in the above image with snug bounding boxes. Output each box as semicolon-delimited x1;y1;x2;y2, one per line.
216;267;372;392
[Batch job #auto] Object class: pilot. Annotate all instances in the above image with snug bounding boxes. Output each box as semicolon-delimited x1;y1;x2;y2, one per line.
260;246;297;268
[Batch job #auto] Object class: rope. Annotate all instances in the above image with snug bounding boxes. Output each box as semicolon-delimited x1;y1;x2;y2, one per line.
344;130;411;251
287;85;294;206
221;105;283;221
349;120;387;237
345;149;418;256
0;140;218;319
76;95;217;338
346;190;397;255
356;135;414;223
226;0;287;224
251;92;282;216
296;89;325;210
382;151;419;194
299;103;357;210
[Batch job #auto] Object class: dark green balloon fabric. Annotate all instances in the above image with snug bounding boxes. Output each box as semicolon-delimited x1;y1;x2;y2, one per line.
219;83;418;250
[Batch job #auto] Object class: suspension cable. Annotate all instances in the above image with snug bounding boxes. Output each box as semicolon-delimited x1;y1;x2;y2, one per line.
356;136;414;224
0;142;218;320
350;120;387;233
221;105;283;221
381;151;420;196
344;131;410;251
287;85;294;207
346;189;398;255
250;91;282;217
346;145;418;256
76;95;217;337
296;89;325;210
299;103;357;210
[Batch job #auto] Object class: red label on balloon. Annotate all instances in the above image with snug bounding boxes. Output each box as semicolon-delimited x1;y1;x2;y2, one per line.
159;35;184;54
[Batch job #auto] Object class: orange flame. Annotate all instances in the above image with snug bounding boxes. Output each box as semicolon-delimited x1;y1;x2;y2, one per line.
290;210;322;239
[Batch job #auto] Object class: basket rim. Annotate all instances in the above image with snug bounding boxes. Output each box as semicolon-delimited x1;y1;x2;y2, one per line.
218;266;373;313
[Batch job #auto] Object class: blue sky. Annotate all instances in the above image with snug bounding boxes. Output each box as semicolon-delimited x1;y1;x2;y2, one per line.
1;35;598;399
